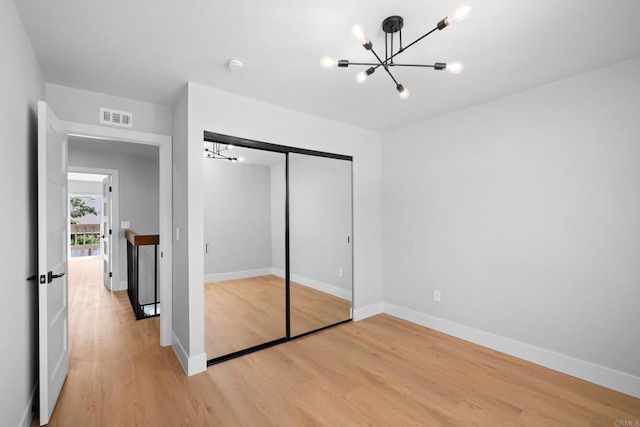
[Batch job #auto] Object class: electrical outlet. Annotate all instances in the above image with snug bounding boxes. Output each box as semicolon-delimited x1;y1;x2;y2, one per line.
339;268;344;278
434;290;441;302
120;221;130;229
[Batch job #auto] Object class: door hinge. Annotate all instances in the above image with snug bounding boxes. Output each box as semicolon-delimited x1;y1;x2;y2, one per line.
109;229;112;235
109;272;112;278
109;186;112;192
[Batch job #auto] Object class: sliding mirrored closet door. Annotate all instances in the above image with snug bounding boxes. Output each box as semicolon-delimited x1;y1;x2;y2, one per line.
203;144;287;360
289;154;353;337
203;132;353;365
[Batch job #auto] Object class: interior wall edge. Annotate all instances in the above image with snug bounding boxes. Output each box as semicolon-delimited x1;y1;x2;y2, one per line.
383;302;640;399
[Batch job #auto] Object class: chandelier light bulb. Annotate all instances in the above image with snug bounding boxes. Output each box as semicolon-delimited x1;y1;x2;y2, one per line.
351;24;369;45
237;157;245;162
320;56;338;69
449;3;472;24
355;70;368;84
396;84;410;100
446;61;464;74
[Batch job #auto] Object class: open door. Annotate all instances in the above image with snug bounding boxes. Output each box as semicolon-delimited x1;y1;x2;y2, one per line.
37;101;69;425
102;176;113;289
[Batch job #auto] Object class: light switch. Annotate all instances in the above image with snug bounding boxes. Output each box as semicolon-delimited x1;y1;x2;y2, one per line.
121;221;130;229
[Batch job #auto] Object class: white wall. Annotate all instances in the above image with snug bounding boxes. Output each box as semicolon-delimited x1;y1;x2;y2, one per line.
203;161;273;276
46;83;173;135
173;82;383;374
68;179;103;195
0;1;45;426
382;58;640;396
68;137;159;301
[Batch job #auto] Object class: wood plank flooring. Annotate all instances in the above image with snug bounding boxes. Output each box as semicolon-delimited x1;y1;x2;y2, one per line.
38;257;640;425
205;275;351;358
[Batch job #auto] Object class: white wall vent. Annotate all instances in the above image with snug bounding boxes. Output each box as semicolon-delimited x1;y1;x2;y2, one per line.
99;107;133;128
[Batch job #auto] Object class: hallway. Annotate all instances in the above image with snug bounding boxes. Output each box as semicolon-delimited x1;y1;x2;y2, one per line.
37;257;182;425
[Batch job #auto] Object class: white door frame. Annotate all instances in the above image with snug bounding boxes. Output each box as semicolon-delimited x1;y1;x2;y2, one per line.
62;121;172;347
67;167;119;291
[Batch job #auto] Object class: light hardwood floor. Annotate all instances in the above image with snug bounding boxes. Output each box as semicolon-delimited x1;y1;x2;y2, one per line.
38;257;640;425
205;275;351;358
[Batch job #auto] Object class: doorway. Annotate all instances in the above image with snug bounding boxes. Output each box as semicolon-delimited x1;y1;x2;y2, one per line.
63;121;172;346
67;171;116;291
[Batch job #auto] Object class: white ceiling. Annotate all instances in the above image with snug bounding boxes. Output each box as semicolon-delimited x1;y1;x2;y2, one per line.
15;0;640;132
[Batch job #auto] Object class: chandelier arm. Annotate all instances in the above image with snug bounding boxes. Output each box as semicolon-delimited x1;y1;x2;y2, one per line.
384;26;439;65
370;47;399;86
390;63;437;68
346;62;438;68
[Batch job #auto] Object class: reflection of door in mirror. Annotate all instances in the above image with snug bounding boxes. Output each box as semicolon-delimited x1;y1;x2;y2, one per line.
288;154;353;337
203;145;286;360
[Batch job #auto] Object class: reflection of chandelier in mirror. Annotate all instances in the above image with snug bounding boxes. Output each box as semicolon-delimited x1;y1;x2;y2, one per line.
203;142;244;162
320;3;471;100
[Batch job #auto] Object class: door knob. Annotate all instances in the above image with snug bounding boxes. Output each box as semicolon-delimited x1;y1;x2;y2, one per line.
47;271;66;283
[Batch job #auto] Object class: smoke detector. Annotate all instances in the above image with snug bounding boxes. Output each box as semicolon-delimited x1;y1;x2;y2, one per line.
227;59;244;71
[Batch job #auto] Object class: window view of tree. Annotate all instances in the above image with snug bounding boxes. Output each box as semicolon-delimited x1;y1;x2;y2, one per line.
70;196;98;224
69;195;102;257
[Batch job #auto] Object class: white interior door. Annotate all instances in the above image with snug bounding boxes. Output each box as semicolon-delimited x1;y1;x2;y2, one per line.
38;101;69;426
102;176;113;289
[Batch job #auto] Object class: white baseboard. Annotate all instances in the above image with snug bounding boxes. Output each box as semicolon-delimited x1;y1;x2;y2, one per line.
384;303;640;399
188;352;208;376
272;268;352;301
204;268;272;284
19;385;37;427
172;332;207;376
172;331;189;374
113;280;127;291
353;303;384;321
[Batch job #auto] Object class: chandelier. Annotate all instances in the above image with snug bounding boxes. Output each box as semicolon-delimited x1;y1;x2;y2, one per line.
320;3;471;99
203;142;244;162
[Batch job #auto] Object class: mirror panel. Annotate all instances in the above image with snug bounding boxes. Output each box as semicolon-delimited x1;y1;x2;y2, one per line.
289;154;353;337
203;145;287;360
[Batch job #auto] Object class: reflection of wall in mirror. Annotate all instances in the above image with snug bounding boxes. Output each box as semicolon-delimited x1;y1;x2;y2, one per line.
274;155;353;299
203;160;273;277
204;154;352;302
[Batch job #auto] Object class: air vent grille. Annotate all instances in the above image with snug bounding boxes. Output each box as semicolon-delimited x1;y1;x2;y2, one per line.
100;107;133;128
